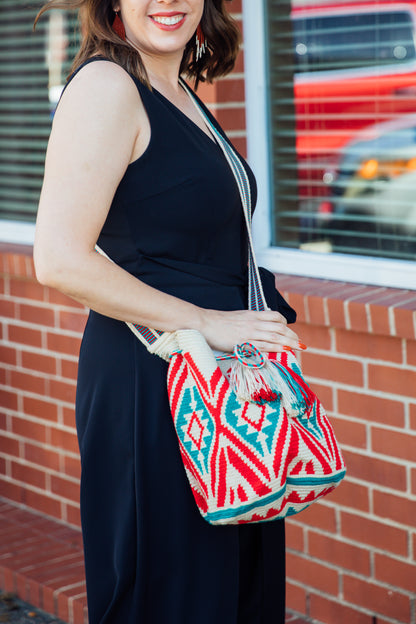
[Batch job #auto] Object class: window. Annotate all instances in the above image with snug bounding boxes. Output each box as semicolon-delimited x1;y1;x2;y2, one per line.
294;11;416;73
263;0;416;266
0;2;79;223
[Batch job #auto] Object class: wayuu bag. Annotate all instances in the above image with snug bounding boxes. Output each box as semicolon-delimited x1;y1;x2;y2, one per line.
97;81;346;525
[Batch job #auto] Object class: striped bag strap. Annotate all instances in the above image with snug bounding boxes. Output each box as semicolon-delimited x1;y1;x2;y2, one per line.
179;79;267;313
96;80;268;352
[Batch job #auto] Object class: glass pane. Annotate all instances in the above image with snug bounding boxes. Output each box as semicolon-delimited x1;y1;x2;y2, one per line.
0;3;79;222
294;11;416;73
267;0;416;261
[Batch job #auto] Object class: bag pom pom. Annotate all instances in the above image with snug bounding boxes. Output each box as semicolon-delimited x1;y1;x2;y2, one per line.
229;343;315;416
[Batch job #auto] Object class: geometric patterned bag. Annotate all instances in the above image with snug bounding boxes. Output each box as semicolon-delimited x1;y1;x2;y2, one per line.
96;81;346;525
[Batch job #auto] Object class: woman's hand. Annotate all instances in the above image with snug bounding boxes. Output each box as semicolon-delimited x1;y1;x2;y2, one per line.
198;309;305;354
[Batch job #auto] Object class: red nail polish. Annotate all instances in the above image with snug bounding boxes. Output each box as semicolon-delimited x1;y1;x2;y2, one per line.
298;342;307;350
283;346;291;351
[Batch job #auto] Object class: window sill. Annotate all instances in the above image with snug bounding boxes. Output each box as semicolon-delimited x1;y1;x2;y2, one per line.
274;272;416;341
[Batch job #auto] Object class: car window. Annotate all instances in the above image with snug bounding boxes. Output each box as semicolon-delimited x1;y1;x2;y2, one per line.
294;10;416;73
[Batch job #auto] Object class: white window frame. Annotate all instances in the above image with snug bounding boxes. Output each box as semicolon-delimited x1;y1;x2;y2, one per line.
0;220;35;245
243;0;416;290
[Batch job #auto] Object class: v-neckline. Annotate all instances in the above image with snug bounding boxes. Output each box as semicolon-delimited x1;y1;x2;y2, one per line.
150;83;218;147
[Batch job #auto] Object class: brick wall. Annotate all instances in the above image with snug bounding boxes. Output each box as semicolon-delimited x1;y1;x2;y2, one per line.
275;274;416;624
1;248;415;624
0;246;84;527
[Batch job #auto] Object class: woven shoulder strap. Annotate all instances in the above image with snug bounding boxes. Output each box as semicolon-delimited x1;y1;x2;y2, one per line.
96;80;268;351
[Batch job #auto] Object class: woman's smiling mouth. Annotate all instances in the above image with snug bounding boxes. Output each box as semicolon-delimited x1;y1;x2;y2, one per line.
150;13;186;30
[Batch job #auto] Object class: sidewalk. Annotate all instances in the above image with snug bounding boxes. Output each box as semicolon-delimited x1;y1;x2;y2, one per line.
0;499;311;624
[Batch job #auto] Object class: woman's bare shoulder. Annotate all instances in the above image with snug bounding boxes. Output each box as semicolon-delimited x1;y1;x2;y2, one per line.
55;58;144;125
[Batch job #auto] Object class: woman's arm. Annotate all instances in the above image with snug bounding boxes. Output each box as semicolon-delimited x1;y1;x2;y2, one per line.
34;60;301;354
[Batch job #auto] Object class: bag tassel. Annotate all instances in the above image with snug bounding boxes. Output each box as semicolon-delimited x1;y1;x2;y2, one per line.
229;344;316;416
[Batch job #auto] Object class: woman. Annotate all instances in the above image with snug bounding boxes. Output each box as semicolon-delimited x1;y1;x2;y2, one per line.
34;1;302;622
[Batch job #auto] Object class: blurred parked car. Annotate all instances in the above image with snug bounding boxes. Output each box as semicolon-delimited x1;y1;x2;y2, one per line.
315;114;416;256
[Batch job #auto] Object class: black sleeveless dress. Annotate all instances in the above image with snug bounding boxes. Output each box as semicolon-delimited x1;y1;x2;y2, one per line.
73;57;293;624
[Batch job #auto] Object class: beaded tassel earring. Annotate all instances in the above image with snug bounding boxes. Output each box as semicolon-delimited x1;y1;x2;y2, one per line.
195;24;207;61
112;11;126;40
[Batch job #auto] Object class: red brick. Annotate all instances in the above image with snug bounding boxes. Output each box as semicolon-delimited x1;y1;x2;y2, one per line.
371;427;416;463
395;307;416;340
47;332;82;356
24;490;61;520
308;532;370;576
337;390;405;427
287;293;307;324
0;299;16;319
302;352;363;386
51;475;79;503
62;407;76;428
325;479;370;512
286;521;304;553
63;455;81;480
61;358;78;381
9;370;46;395
407;340;416;366
293;502;337;533
309;594;372;624
19;303;55;327
292;322;331;351
50;428;79;454
368;364;416;398
335;329;402;363
23;397;58;422
286;582;307;615
343;575;410;622
0;389;18;410
7;324;43;348
306;296;326;325
0;477;24;504
327;298;347;329
9;279;46;302
411;403;416;430
341;511;407;556
342;449;406;491
373;490;416;527
0;433;20;458
216;78;245;102
0;345;17;366
229;136;246;157
309;382;333;411
71;594;88;624
286;552;338;595
58;310;87;333
11;417;47;443
348;301;369;332
66;503;81;528
370;304;391;336
374;553;416;593
21;350;56;375
24;443;61;472
216;107;246;131
49;379;76;404
330;415;367;448
11;461;46;489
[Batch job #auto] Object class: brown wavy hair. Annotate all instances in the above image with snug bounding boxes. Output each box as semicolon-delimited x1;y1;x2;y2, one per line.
34;0;241;88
